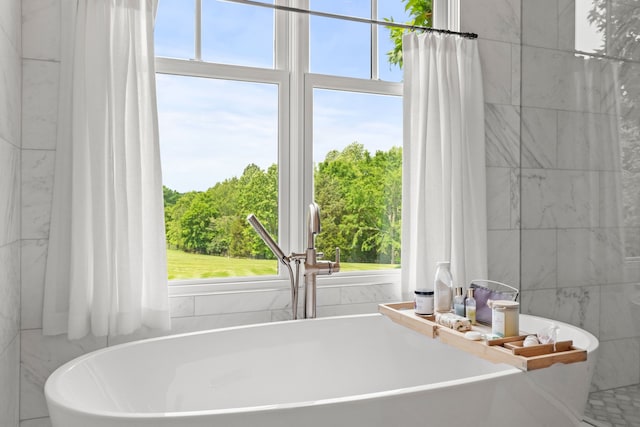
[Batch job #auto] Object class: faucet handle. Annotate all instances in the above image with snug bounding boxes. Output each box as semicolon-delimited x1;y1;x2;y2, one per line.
316;252;324;259
333;247;340;273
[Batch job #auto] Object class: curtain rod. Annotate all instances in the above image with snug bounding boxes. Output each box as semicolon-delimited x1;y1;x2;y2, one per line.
220;0;478;39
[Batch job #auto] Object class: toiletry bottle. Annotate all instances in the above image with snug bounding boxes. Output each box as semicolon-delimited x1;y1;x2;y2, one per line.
434;262;453;313
465;288;476;325
453;287;465;316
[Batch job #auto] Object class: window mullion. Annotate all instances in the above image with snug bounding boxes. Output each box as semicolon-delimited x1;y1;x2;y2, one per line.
288;0;310;254
275;0;291;271
371;0;379;80
434;0;457;31
194;0;202;61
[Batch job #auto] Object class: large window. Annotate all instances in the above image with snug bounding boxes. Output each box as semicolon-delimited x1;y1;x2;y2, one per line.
155;0;416;286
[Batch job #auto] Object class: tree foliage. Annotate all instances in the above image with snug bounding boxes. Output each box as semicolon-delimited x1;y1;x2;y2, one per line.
386;0;433;68
164;144;402;264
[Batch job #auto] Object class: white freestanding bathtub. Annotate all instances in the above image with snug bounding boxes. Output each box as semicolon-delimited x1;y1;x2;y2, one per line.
45;313;598;427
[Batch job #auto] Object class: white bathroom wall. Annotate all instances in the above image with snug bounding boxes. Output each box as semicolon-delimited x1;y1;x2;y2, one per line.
518;0;640;391
462;0;640;394
0;0;22;426
22;0;635;424
459;0;523;288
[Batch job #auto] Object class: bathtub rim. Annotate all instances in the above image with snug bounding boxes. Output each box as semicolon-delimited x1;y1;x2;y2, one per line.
44;312;597;421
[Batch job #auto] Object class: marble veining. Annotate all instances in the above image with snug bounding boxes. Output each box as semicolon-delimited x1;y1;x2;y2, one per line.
487;167;512;230
488;229;520;286
0;242;20;353
521;107;556;169
460;0;520;44
557;111;620;172
522;47;604;112
556;0;576;52
510;44;521;106
592;338;640;391
600;284;640;341
521;229;557;291
478;40;513;105
338;283;400;304
520;286;600;337
0;336;20;427
599;172;625;229
22;60;59;150
0;140;19;246
22;0;60;61
194;288;293;316
487;167;520;230
0;0;20;53
510;168;521;228
485;103;520;167
21;150;55;240
558;228;625;287
522;0;558;49
21;239;48;330
0;39;21;146
1;2;21;426
20;331;107;420
169;296;195;318
521;169;598;229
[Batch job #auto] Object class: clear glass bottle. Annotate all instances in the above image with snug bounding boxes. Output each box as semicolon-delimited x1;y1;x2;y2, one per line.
465;288;476;325
453;287;465;316
434;262;453;313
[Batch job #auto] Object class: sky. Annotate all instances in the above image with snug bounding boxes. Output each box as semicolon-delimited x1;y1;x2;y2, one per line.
575;0;605;53
154;0;407;193
154;0;606;193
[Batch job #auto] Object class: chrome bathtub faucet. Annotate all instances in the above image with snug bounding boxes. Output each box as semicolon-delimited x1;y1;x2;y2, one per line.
247;202;340;320
301;202;340;319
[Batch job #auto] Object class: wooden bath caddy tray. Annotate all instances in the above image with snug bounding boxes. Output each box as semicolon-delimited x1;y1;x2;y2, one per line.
379;302;587;371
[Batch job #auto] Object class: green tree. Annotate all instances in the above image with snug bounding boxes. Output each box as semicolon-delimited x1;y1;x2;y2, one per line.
179;192;217;253
386;0;433;68
163;146;401;266
163;185;181;206
315;143;402;264
233;163;278;259
206;177;240;256
165;191;196;250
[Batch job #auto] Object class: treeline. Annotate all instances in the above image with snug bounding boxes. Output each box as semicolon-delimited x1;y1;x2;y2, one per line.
164;142;401;264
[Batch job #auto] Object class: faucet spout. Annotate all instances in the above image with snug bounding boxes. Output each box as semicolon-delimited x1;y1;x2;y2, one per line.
247;214;299;320
247;214;288;264
247;203;340;320
307;202;321;250
303;203;340;318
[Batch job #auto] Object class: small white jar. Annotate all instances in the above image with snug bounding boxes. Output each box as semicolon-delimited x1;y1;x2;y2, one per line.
414;289;434;315
488;300;520;337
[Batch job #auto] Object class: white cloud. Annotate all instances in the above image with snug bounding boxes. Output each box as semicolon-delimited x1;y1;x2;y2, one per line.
157;75;278;192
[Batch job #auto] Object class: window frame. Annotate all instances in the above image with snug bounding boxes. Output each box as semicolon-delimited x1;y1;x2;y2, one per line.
157;0;451;297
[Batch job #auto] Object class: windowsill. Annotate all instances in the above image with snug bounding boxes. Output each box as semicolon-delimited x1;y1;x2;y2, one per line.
168;269;401;297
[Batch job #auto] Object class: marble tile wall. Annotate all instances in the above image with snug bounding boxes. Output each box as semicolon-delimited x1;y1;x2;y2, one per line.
20;2;60;423
520;0;640;391
0;0;21;426
460;0;522;288
16;0;637;424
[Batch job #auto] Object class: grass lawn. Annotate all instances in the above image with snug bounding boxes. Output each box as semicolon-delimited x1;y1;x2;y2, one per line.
167;248;399;280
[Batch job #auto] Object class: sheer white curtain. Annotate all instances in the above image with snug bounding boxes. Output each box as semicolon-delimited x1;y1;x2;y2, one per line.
401;32;487;297
43;0;171;339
